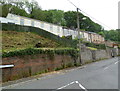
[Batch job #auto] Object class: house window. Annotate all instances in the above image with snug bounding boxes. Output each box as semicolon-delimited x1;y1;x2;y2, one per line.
20;18;24;25
41;22;44;28
31;21;34;27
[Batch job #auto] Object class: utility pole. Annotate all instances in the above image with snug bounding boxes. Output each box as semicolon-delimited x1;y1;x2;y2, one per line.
77;8;82;64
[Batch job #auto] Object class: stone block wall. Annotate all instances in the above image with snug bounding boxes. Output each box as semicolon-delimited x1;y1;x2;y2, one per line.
81;49;93;63
95;50;109;60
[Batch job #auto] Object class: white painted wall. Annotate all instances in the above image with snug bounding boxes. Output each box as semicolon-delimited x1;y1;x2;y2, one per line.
7;14;20;24
83;32;89;41
34;21;40;28
0;17;15;23
24;19;31;26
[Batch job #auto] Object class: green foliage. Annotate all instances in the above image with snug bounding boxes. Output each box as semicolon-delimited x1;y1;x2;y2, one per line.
87;47;97;50
2;48;78;58
1;0;103;34
43;9;66;26
30;8;45;21
0;0;30;17
64;11;77;28
0;4;11;17
102;29;120;42
54;67;63;71
10;5;29;17
84;41;106;49
50;9;65;25
25;0;41;14
64;11;103;32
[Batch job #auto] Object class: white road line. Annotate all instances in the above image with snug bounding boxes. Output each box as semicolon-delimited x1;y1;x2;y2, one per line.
56;81;87;91
75;81;87;90
104;67;109;70
104;61;119;70
57;81;75;90
115;61;118;64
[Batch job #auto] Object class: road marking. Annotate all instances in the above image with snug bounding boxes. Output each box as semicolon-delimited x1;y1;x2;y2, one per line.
115;61;118;64
104;67;109;70
104;61;119;70
75;81;87;91
56;81;75;90
56;81;87;91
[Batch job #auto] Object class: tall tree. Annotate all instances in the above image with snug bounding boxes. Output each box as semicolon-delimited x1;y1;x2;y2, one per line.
64;11;77;29
0;0;29;17
101;29;120;42
43;9;65;26
10;5;29;17
64;11;103;32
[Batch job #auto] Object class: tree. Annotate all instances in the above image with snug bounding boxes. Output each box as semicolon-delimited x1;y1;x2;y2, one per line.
0;0;104;35
50;9;65;25
43;9;65;26
25;0;41;15
1;4;10;17
30;8;45;21
102;29;120;42
43;10;53;23
0;0;30;17
64;11;77;29
10;5;29;17
64;11;103;32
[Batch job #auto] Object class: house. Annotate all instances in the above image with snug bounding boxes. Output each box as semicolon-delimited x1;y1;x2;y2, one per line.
0;17;15;24
106;40;119;48
87;32;105;44
6;13;65;37
1;13;105;44
81;31;91;42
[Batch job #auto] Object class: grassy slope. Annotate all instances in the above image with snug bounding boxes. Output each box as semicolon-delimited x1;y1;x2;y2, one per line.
2;31;60;52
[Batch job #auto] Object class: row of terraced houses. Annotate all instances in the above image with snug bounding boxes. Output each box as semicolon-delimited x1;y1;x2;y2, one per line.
0;13;105;44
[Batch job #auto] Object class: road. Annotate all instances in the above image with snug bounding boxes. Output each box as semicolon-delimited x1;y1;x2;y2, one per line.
2;57;119;90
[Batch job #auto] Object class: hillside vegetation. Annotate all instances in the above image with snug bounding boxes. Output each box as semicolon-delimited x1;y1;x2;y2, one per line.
1;0;103;33
2;31;60;52
1;0;119;43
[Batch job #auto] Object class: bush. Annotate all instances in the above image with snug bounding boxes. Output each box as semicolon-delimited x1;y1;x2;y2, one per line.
84;41;106;49
2;48;79;59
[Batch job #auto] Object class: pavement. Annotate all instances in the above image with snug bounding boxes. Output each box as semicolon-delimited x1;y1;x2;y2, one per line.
2;57;119;90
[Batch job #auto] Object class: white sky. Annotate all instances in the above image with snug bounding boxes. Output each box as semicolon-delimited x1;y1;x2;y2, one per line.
36;0;119;30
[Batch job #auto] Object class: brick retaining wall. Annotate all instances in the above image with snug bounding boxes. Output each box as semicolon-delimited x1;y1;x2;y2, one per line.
2;48;117;82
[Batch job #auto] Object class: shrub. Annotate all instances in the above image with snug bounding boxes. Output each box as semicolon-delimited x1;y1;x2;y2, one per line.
84;41;106;49
2;48;79;59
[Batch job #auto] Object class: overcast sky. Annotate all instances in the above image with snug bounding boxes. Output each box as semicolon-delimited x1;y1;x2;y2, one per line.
36;0;119;30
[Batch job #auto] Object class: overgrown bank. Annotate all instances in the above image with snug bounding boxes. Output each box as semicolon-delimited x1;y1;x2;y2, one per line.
2;23;78;49
2;31;60;52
